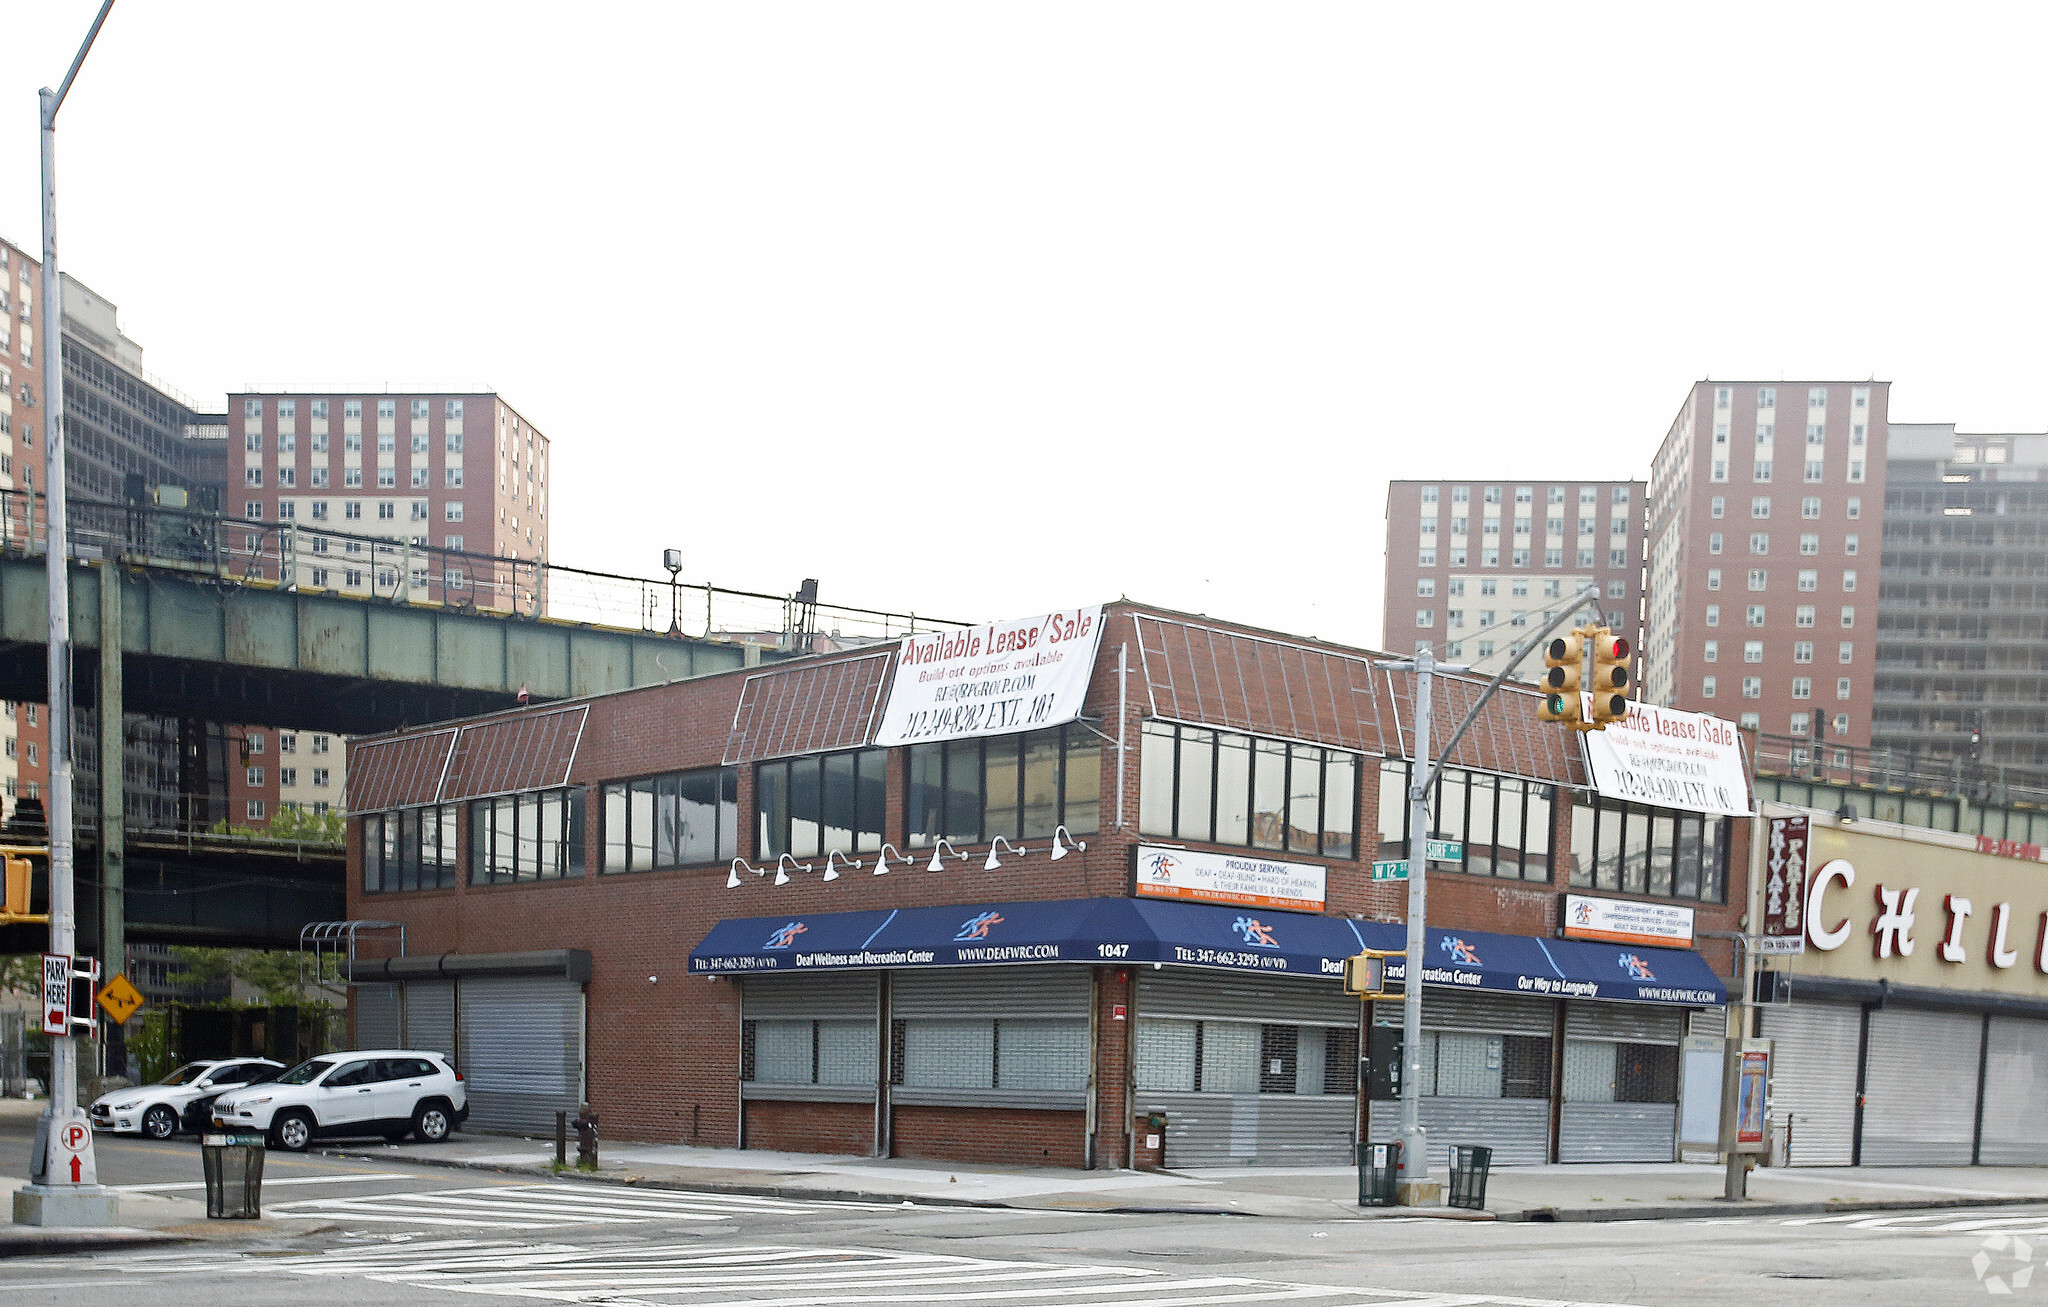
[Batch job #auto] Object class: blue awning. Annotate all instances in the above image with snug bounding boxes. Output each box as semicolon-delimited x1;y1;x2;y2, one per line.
688;896;1724;1007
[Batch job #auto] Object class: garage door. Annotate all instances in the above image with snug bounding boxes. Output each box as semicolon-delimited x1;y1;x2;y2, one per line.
1761;1002;1862;1167
1861;1008;1981;1166
403;981;457;1061
1979;1015;2048;1165
353;984;400;1049
1135;971;1358;1167
457;975;586;1134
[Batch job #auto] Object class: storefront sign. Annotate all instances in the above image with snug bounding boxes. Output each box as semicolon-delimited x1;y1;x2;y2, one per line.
1792;822;2048;997
1581;702;1751;817
1559;894;1696;949
872;606;1104;747
1759;814;1809;955
1134;845;1327;912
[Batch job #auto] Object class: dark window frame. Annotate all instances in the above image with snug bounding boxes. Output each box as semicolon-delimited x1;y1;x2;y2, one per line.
1139;721;1359;859
1375;759;1556;883
360;804;460;893
599;764;740;873
756;748;889;860
466;786;586;886
1567;794;1729;905
905;724;1101;850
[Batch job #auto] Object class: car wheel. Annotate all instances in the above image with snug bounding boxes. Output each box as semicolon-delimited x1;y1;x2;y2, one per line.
411;1101;452;1144
272;1110;315;1152
142;1105;178;1140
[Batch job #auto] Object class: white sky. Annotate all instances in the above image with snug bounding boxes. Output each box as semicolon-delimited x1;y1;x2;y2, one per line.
6;3;2047;651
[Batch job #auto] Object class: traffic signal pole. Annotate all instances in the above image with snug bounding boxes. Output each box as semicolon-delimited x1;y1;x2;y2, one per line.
1374;590;1599;1203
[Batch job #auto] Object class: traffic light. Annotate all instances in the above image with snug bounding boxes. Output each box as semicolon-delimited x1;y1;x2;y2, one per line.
1588;628;1633;728
1537;633;1584;727
2;856;26;917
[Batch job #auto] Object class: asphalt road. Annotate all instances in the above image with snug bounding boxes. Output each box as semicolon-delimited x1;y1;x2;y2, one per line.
0;1118;2034;1305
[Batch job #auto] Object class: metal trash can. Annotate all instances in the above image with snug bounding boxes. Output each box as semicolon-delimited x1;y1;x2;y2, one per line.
1447;1144;1492;1211
1357;1141;1401;1207
201;1132;267;1219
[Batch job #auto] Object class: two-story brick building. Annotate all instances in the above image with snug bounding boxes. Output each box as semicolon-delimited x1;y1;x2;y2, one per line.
342;601;1744;1170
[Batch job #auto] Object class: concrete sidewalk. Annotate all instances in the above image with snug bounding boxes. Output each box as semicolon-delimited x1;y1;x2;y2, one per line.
323;1130;2048;1223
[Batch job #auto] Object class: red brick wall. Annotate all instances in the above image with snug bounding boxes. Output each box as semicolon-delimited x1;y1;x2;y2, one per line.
345;602;1750;1161
1093;965;1133;1169
743;1099;872;1156
891;1106;1086;1169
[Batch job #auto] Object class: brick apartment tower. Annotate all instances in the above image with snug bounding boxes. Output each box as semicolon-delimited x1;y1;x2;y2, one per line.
1644;381;1887;753
231;393;551;613
1382;480;1647;679
0;236;52;810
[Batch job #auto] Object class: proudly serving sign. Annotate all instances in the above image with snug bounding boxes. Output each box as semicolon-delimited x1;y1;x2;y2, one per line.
1560;893;1696;949
1582;702;1751;817
872;606;1104;748
1134;845;1327;912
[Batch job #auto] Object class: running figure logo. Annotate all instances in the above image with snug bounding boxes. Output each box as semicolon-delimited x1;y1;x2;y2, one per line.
1143;852;1181;882
954;911;1005;941
762;921;807;950
1440;936;1481;965
1233;917;1278;947
1573;901;1595;926
1619;953;1656;981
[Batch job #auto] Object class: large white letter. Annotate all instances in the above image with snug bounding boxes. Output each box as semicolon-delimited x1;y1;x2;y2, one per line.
1940;895;1973;963
1872;885;1919;959
1807;859;1855;951
1990;902;2019;969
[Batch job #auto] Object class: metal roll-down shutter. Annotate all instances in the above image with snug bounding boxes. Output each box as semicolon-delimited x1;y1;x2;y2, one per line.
456;974;586;1134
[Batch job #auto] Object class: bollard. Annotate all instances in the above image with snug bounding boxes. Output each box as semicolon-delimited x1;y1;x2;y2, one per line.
575;1103;598;1169
555;1110;568;1167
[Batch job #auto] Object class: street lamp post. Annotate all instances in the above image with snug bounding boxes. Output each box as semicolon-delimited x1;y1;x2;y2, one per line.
15;0;120;1230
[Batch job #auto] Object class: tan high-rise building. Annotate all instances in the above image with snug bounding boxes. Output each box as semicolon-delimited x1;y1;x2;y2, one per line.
1382;479;1647;681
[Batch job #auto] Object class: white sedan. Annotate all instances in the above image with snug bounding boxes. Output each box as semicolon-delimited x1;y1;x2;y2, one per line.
89;1059;284;1139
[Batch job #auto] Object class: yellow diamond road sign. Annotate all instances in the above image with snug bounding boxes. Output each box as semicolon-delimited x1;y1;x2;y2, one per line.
96;973;144;1025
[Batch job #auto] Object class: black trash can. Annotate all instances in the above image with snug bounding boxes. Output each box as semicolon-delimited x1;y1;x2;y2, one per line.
201;1132;267;1219
1447;1144;1492;1211
1357;1141;1401;1207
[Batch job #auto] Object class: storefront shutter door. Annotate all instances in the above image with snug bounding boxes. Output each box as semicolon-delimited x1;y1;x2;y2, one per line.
742;972;879;1020
403;981;456;1060
353;984;400;1049
1761;1002;1861;1166
456;975;585;1134
1860;1008;1980;1166
1138;970;1357;1025
1980;1016;2048;1165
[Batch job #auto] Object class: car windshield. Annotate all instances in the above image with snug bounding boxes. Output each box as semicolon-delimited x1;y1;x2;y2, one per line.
158;1063;213;1087
271;1059;336;1086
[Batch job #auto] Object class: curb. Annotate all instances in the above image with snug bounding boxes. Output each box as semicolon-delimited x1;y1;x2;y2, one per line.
312;1146;1019;1212
310;1144;2048;1226
0;1229;191;1258
1501;1194;2046;1223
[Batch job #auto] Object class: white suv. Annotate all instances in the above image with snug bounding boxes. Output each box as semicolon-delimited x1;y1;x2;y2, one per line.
212;1050;468;1151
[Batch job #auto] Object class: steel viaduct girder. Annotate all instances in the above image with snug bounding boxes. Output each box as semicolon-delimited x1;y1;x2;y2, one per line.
0;554;750;732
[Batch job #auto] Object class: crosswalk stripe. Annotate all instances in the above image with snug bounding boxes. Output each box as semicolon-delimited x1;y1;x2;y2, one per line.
99;1238;1646;1307
265;1182;861;1228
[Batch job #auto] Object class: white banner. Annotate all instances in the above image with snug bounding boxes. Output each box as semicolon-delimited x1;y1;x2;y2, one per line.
1134;845;1327;912
873;606;1104;747
1560;893;1696;948
1581;702;1752;817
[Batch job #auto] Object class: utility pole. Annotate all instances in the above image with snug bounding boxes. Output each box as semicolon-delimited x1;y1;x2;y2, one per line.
16;0;120;1230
